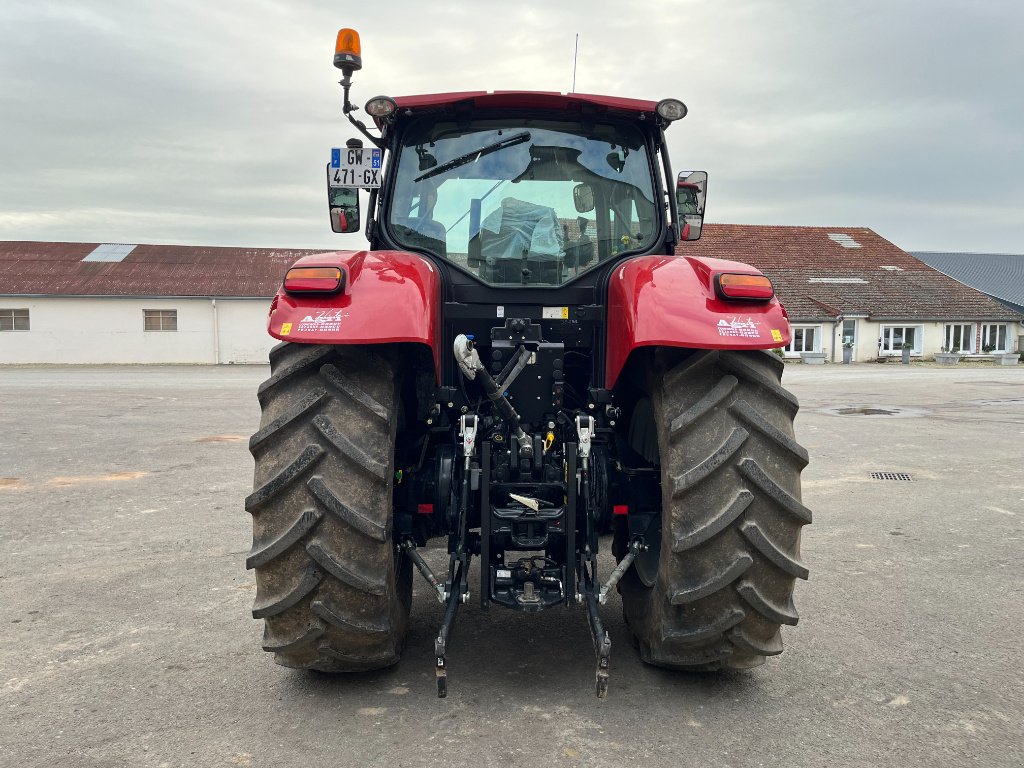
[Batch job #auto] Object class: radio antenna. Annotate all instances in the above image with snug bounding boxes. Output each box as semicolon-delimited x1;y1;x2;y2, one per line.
571;33;579;93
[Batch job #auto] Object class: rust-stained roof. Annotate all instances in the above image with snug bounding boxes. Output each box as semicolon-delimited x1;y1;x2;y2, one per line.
679;225;1022;322
0;241;322;297
3;232;1022;325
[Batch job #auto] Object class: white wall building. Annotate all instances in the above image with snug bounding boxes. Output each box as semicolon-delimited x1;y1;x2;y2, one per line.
1;241;322;365
680;225;1024;362
5;235;1022;366
0;296;274;364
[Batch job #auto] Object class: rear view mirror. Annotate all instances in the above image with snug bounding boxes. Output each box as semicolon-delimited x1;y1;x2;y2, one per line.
676;170;707;241
328;184;360;234
573;183;595;213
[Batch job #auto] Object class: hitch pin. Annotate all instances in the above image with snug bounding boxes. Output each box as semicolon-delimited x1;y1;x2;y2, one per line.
459;413;478;466
599;539;644;605
575;415;594;464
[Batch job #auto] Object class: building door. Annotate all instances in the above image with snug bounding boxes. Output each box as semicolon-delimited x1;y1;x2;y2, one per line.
842;318;856;346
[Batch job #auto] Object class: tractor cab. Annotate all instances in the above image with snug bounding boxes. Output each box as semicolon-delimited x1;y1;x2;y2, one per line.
326;66;704;292
384;115;663;287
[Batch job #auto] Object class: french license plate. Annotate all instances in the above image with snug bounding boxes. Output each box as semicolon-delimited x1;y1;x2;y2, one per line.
328;146;382;188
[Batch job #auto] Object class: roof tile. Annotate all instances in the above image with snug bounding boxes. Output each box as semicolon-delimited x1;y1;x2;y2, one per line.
2;230;1021;326
0;241;320;297
679;225;1021;321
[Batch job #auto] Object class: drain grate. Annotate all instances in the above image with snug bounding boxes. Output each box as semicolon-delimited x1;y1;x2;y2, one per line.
871;472;913;481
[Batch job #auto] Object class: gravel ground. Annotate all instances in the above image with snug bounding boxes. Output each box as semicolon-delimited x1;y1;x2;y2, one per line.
0;362;1021;768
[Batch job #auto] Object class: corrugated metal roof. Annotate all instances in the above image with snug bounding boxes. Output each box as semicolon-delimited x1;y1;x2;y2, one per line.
0;241;323;297
680;225;1023;322
911;251;1024;314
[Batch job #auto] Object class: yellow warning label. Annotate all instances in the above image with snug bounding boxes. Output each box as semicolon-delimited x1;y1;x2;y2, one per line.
281;323;292;336
542;306;569;319
771;329;783;342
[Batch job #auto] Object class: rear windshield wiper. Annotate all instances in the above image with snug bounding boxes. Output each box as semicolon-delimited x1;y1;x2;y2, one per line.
415;131;531;182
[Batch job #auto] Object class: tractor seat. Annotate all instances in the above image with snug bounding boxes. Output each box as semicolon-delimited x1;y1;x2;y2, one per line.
474;198;564;284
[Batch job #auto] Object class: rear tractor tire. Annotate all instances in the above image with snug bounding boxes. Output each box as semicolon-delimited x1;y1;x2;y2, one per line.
618;349;811;670
245;342;412;671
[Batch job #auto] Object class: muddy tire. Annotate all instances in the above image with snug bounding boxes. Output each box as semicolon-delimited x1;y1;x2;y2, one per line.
245;342;412;671
618;349;810;669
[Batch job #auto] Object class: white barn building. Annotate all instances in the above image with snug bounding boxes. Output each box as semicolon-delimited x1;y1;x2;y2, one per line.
679;225;1024;362
0;241;320;364
4;234;1021;365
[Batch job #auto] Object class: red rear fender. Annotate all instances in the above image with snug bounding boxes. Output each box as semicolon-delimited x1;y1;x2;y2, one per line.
606;255;792;388
268;250;441;381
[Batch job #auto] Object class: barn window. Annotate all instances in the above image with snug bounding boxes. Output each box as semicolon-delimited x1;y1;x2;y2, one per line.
144;309;178;332
880;325;921;354
784;325;821;355
943;324;975;353
981;324;1009;353
0;308;30;331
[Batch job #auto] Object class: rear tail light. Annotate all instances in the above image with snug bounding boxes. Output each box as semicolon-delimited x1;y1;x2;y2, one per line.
715;273;774;301
284;266;344;294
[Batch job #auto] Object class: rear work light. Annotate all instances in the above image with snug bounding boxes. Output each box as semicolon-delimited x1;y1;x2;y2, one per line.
365;95;397;118
715;273;774;301
656;98;688;121
284;266;344;294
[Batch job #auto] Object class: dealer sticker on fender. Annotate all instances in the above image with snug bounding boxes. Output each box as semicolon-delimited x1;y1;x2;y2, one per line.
717;317;761;339
297;309;346;333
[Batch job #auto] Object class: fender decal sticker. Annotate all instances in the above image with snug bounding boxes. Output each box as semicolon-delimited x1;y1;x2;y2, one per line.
717;317;761;339
296;308;346;333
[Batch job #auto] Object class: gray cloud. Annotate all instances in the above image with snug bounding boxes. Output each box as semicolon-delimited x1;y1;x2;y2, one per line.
1;0;1020;252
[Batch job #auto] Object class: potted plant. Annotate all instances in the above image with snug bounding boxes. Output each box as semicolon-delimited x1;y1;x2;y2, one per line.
934;345;961;365
842;341;854;364
901;341;913;364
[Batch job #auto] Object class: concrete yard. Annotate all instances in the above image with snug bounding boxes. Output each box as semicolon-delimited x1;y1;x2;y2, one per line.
1;362;1021;767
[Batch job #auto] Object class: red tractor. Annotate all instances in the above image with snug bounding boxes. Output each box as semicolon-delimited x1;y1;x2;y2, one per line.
246;28;810;698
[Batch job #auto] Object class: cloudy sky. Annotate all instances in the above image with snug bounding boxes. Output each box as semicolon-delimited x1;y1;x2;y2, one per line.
1;0;1021;253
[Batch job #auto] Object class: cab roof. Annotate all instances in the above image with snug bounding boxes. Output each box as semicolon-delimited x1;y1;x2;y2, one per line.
377;91;661;127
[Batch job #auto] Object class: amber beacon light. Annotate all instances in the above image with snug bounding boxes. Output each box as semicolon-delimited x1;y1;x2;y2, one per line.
334;28;362;72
